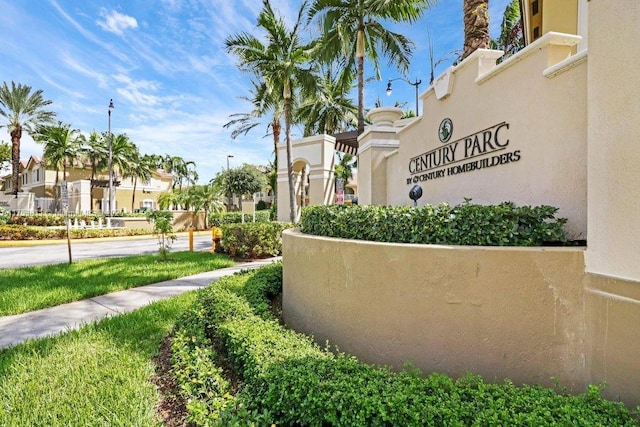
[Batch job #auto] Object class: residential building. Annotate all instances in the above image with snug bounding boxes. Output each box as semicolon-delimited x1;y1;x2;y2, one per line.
0;155;173;214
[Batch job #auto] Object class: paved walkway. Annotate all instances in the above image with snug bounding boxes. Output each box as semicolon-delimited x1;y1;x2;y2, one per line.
0;258;281;350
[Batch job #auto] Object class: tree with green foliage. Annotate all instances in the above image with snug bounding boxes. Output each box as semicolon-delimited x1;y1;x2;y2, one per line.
0;141;10;172
308;0;435;135
0;81;56;195
226;0;318;223
297;64;357;136
146;210;176;261
125;152;155;212
334;152;357;183
224;79;283;188
213;164;268;211
80;131;108;211
183;184;225;229
161;155;196;190
491;0;524;60
109;133;137;210
36;122;82;209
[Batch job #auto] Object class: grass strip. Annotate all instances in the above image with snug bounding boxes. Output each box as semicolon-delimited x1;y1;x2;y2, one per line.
0;251;234;316
0;291;196;426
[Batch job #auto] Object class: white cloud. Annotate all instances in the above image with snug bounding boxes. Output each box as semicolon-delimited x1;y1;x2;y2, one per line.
97;9;138;35
60;52;109;89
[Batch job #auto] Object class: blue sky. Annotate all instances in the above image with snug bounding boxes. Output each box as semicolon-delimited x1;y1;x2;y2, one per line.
0;0;510;182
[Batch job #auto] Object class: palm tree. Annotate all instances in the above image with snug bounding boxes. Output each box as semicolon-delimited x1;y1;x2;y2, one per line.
224;79;283;207
462;0;490;61
125;151;154;212
334;152;357;183
80;130;108;212
36;122;82;209
109;133;137;212
183;184;224;229
157;191;180;211
308;0;434;135
297;64;358;136
0;81;56;195
226;0;318;223
185;162;198;188
161;155;194;190
491;0;523;60
224;79;283;166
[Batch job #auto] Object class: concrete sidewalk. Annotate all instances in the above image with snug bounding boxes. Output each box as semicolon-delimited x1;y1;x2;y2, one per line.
0;258;281;350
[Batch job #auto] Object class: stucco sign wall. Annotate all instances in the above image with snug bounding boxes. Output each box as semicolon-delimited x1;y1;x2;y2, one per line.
407;121;520;185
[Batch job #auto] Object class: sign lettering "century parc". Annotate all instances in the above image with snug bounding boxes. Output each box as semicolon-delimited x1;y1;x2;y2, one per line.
406;121;521;185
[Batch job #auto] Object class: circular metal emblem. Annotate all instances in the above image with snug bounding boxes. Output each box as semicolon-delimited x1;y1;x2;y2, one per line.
438;118;453;143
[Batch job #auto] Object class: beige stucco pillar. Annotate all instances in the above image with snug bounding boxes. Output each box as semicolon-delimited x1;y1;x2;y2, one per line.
277;134;336;222
586;2;640;280
357;107;402;205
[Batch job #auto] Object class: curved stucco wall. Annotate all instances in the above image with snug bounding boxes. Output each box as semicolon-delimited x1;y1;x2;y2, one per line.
283;229;587;391
283;229;640;406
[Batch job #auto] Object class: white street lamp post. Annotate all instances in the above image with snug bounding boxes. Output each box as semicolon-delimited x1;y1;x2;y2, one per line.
108;99;114;217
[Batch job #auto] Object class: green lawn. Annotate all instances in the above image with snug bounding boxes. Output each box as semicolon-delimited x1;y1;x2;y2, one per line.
0;292;195;426
0;251;234;316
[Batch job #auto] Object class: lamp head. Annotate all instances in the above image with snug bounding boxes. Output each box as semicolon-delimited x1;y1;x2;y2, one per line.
386;81;392;96
409;185;423;203
108;99;114;112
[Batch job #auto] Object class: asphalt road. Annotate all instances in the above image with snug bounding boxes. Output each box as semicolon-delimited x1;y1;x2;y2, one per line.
0;234;214;269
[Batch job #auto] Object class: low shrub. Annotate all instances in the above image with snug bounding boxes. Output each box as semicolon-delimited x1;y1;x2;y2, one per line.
171;264;637;426
0;225;151;240
219;222;292;259
208;211;271;227
0;208;9;225
300;200;568;246
171;301;234;425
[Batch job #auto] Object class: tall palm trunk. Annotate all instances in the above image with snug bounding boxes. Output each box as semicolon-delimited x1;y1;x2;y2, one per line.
131;176;138;212
462;0;490;61
10;126;21;196
89;165;97;212
53;168;60;211
356;26;365;135
284;97;296;223
272;118;281;201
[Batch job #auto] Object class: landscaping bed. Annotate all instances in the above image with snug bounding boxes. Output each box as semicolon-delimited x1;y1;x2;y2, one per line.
169;263;637;425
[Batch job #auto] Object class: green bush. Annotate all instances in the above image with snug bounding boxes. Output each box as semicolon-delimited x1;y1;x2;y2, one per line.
0;208;9;225
208;211;271;227
0;225;151;240
219;222;292;259
256;200;268;211
300;200;568;246
171;264;637;426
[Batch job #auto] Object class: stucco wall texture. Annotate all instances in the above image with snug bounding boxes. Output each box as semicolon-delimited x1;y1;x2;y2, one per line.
357;34;588;240
283;229;640;407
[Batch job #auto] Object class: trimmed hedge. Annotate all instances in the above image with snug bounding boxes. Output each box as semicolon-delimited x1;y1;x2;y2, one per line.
219;222;293;259
209;211;271;227
6;212;148;227
0;225;152;240
171;264;637;426
300;200;568;246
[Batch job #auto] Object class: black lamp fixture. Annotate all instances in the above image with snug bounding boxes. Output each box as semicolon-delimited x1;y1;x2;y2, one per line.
409;184;423;207
386;77;422;116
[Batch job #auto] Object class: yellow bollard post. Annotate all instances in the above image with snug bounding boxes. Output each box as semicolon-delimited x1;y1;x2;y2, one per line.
211;227;216;252
189;226;194;251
